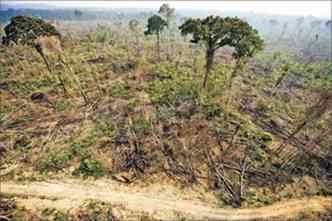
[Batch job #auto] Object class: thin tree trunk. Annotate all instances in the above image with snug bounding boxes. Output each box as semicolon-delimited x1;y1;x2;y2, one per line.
192;47;197;74
157;32;161;61
239;157;248;200
60;56;89;104
274;72;287;88
229;59;242;90
135;35;140;57
35;46;68;96
277;92;332;152
226;59;242;106
272;71;288;96
203;48;214;88
166;18;171;61
35;46;51;73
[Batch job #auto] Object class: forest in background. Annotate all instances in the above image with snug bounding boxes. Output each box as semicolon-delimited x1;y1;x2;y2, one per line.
1;5;331;62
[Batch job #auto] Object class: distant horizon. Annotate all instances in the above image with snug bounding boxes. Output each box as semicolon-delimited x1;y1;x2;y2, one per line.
2;1;331;19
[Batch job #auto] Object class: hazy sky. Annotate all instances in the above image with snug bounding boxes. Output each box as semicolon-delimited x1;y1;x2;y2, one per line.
4;1;331;18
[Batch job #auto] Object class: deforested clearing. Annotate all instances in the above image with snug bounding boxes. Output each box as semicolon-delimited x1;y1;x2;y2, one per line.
0;2;331;221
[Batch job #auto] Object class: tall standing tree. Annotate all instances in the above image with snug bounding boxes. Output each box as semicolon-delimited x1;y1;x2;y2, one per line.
2;15;61;72
144;15;167;61
179;16;263;88
159;3;176;25
158;4;176;59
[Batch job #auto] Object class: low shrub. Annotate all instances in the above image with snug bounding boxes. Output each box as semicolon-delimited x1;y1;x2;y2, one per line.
200;96;224;120
93;114;116;138
38;149;73;172
110;83;131;99
73;158;105;178
156;105;177;123
149;65;199;107
131;115;151;137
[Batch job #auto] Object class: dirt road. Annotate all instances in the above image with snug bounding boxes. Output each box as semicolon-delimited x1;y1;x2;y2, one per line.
1;179;331;220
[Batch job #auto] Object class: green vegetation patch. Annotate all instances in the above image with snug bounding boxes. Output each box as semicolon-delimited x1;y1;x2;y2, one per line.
73;158;105;178
149;64;200;106
2;15;61;46
37;148;74;172
110;83;132;99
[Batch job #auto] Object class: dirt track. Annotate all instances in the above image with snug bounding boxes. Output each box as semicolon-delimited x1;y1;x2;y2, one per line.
1;179;331;220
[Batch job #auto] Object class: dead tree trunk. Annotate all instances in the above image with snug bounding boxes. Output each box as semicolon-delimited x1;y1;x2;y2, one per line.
277;91;332;153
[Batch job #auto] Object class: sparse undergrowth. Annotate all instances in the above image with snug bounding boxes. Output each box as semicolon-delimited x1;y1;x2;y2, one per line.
0;13;331;220
0;195;159;221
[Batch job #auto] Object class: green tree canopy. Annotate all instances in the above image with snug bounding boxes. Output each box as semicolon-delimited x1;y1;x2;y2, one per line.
2;15;63;77
179;15;263;87
2;15;61;46
145;15;167;61
144;14;167;36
